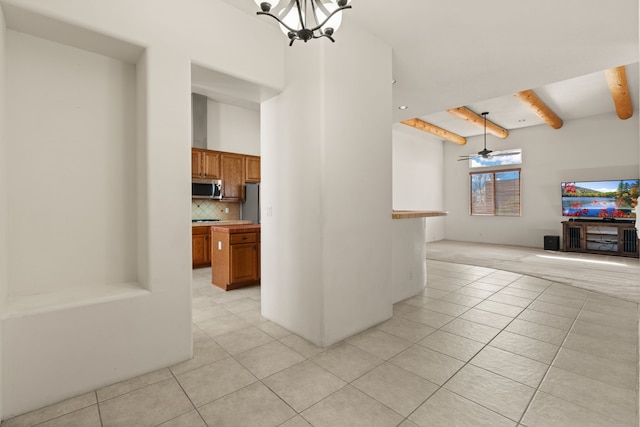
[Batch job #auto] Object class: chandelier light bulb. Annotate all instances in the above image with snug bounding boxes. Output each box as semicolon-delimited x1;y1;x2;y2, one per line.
317;2;343;34
278;5;303;37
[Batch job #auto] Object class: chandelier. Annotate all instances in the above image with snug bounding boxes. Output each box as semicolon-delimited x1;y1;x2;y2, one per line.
255;0;353;46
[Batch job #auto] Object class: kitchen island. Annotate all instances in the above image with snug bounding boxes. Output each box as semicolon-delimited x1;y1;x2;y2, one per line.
210;224;261;291
192;220;253;268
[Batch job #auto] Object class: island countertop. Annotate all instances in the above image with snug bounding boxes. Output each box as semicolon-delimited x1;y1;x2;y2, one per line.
210;224;261;233
192;220;253;227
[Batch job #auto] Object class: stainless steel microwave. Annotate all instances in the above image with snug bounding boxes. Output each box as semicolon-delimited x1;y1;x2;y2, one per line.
192;179;223;200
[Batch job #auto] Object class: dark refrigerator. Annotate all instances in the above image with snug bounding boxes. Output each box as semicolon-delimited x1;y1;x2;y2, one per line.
241;183;260;224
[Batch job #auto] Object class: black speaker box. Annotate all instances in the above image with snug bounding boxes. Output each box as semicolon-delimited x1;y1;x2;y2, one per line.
544;235;560;251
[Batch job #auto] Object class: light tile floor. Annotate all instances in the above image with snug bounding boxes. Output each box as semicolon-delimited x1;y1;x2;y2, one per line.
2;260;638;426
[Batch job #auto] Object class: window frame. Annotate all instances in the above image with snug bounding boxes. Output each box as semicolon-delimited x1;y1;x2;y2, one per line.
469;168;521;217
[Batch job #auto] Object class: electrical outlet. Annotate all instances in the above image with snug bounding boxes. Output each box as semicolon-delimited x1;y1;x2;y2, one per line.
266;206;273;216
225;207;229;213
218;241;222;250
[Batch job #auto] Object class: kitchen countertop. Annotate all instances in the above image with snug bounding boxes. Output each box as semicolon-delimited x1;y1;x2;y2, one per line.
210;224;261;233
392;210;448;219
192;220;253;227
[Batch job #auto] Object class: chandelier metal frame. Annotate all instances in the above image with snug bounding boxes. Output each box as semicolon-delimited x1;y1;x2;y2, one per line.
256;0;352;46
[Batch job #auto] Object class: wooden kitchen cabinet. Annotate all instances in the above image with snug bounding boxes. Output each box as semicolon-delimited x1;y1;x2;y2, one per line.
191;148;220;179
192;149;261;199
211;225;260;290
245;155;261;183
192;226;211;267
191;149;202;178
220;152;245;201
230;240;259;283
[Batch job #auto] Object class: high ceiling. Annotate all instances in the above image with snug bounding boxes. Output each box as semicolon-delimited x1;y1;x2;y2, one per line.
216;0;639;136
414;64;639;138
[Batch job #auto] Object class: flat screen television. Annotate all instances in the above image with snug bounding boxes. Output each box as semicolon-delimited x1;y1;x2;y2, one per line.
561;179;638;218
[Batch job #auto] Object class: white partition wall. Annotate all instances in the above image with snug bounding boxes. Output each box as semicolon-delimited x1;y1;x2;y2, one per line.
0;0;284;417
260;25;394;347
0;6;6;422
1;29;196;417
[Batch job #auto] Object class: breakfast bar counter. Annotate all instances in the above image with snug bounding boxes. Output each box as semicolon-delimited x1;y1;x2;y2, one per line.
392;210;448;219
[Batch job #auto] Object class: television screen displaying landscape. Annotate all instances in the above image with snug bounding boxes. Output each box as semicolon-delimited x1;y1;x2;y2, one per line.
561;179;639;218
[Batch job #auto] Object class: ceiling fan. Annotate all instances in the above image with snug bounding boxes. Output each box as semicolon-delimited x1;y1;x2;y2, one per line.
458;112;518;161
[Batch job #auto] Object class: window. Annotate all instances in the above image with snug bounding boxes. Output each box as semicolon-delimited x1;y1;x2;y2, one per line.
469;149;522;168
470;169;521;216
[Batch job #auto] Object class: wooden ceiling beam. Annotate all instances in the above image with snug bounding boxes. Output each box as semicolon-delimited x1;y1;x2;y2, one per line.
447;107;509;139
401;118;466;145
514;89;564;129
604;66;633;120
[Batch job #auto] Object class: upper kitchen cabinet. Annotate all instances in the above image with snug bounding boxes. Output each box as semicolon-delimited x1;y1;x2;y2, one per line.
221;152;245;201
245;155;261;183
192;148;221;179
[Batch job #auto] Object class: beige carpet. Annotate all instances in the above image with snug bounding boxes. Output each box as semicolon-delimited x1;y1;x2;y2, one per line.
426;240;640;304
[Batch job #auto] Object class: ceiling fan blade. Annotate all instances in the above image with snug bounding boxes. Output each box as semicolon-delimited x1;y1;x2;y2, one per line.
489;151;520;157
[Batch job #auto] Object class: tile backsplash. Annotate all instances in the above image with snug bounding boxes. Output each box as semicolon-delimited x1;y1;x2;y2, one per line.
192;200;240;220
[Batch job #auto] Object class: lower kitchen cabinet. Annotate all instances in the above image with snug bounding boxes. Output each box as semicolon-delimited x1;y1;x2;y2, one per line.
192;226;211;268
211;225;260;290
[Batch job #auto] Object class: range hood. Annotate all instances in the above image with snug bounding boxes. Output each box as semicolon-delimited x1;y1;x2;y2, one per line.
192;93;207;149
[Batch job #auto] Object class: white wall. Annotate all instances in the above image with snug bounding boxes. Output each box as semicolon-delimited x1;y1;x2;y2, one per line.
391;219;427;303
207;100;260;155
393;124;445;210
321;26;393;344
392;123;446;242
260;44;325;342
390;124;447;303
261;25;393;347
443;113;639;248
1;32;195;417
6;30;137;297
0;0;284;418
0;6;6;422
0;0;283;91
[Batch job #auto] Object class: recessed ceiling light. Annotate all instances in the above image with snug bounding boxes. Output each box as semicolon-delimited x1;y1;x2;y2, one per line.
518;119;526;122
398;105;408;110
